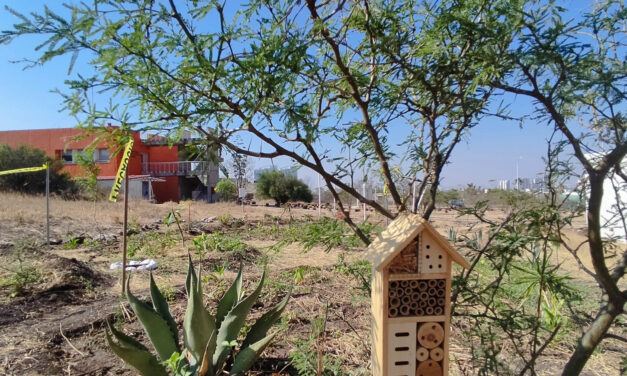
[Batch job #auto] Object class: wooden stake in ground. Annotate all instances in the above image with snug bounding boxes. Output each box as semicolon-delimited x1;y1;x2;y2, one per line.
108;138;134;294
46;163;50;248
122;173;129;295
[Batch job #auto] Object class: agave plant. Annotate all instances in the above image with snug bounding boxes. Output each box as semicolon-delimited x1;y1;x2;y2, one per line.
106;256;290;376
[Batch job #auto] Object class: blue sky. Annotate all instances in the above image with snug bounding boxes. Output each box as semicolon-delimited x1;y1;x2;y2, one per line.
0;1;583;189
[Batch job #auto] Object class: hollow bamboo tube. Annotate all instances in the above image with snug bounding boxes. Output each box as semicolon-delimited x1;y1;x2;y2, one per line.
399;305;410;316
419;299;428;308
428;287;438;297
404;287;413;296
418;281;428;291
389;307;399;317
410;301;419;310
434;306;443;315
390;297;401;308
437;279;446;289
414;308;424;316
401;296;411;305
437;297;445;306
428;297;437;307
437;288;445;297
420;291;429;301
425;306;434;315
416;347;429;362
390;281;399;289
400;280;409;288
389;289;398;298
411;292;421;301
409;280;419;289
428;279;437;288
430;347;444;361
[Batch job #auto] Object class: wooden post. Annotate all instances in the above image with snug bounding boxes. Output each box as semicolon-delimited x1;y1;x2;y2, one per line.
45;164;50;248
121;173;129;294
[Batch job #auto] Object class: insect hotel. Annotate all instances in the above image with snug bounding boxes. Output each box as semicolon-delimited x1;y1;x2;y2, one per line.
366;213;470;376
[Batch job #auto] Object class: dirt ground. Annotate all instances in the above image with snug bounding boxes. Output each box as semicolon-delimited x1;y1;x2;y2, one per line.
0;192;624;375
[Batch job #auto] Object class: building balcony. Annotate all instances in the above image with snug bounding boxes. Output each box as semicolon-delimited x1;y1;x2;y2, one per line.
142;161;210;177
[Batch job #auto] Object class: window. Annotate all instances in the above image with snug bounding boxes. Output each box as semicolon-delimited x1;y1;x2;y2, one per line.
94;149;110;163
61;150;74;163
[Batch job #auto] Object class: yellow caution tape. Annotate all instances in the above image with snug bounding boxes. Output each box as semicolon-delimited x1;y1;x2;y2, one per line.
383;183;390;196
0;163;47;176
109;139;134;202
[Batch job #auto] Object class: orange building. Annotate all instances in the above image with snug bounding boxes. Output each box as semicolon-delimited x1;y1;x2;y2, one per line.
0;127;220;203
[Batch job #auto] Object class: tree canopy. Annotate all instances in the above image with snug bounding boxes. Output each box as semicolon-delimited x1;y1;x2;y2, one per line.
215;178;237;201
255;170;313;205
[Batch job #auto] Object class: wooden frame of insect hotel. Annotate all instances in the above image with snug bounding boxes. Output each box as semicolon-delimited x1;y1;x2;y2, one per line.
366;213;470;376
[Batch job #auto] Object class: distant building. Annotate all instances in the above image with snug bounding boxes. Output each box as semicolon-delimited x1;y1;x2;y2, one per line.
498;180;511;190
0;127;220;203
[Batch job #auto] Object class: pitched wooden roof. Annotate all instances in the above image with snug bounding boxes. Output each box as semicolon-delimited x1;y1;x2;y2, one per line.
365;213;470;271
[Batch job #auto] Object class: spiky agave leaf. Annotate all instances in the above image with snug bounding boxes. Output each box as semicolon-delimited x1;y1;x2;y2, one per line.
183;255;216;366
215;264;243;328
212;270;266;373
126;279;178;362
240;287;291;350
197;330;217;376
105;321;168;376
149;272;180;349
230;332;279;375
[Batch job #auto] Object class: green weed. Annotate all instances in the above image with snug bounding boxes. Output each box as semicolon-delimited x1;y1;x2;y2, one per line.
0;241;43;297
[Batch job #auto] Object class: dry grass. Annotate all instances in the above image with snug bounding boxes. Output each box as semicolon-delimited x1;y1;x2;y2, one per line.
0;191;624;375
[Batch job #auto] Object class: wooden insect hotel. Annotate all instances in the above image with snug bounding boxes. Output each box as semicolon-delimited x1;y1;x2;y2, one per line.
366;213;470;376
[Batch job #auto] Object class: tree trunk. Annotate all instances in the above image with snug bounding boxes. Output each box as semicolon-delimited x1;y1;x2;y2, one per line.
561;299;624;375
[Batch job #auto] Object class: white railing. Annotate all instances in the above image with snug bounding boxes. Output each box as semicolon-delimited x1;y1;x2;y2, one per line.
142;161;208;177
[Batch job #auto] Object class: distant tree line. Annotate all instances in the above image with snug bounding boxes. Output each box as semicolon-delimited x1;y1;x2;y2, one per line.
0;144;77;195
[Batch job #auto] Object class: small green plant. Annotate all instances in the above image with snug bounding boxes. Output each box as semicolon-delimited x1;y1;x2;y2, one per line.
205;233;249;255
218;214;233;226
128;217;141;235
164;209;185;245
289;307;344;376
208;261;229;280
63;237;82;249
106;257;291;376
192;233;210;260
0;241;43;297
293;267;306;285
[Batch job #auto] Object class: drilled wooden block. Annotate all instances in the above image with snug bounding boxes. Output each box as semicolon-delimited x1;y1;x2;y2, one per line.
417;322;444;349
387;322;417;376
416;360;443;376
419;232;448;274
